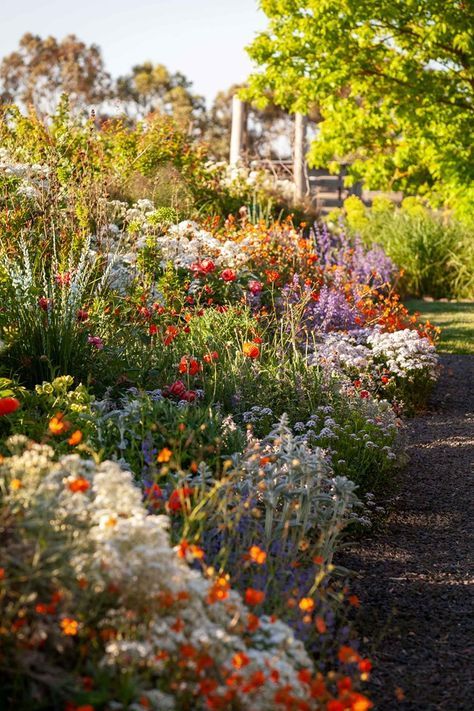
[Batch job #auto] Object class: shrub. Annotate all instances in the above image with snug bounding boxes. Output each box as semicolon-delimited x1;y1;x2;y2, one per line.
339;196;474;299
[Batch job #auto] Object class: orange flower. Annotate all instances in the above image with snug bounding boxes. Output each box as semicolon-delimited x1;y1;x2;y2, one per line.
0;568;5;580
338;645;361;664
157;447;172;463
232;652;250;669
242;342;260;359
249;545;267;565
68;430;83;446
68;477;90;494
244;588;265;606
207;576;230;604
177;539;205;560
49;412;71;435
348;594;360;607
10;478;22;490
164;325;179;346
60;617;79;636
299;597;315;612
350;693;374;711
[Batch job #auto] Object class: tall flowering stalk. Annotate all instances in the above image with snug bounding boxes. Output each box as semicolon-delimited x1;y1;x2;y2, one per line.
0;235;112;385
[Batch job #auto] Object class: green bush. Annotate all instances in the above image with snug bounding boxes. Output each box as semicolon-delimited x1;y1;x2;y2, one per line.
340;196;474;299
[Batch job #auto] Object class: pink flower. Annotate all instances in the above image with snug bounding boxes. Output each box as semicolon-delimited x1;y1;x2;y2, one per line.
55;272;71;287
88;335;104;350
248;280;263;295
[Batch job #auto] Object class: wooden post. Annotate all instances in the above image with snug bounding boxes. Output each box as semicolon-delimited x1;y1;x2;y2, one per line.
293;112;307;202
229;95;246;166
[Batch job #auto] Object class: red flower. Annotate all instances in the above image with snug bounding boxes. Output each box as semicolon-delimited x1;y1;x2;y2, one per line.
168;487;194;513
244;588;265;606
164;380;187;399
220;268;237;282
38;296;51;311
164;325;179;345
360;390;370;399
178;356;201;376
191;259;216;275
265;269;280;284
182;390;197;402
76;309;89;322
0;397;20;416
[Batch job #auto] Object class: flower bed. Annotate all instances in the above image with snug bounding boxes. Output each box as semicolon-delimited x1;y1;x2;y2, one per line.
0;150;440;710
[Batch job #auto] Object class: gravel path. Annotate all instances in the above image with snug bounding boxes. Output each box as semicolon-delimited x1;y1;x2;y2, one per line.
340;355;474;710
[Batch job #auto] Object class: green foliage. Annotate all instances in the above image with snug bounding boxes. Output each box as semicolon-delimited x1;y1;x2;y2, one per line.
340;197;474;299
405;299;474;355
245;0;474;216
0;235;112;386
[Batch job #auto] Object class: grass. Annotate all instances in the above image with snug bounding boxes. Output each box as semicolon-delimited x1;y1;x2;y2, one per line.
405;299;474;355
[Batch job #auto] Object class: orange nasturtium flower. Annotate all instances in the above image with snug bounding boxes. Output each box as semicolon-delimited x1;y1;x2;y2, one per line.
207;576;230;604
157;447;172;463
68;430;83;446
49;412;71;435
177;539;205;560
299;597;315;612
60;617;79;636
242;341;260;359
249;545;267;565
67;477;90;494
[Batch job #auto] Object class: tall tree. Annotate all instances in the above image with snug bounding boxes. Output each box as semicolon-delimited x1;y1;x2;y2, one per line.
245;0;474;207
0;33;111;115
115;62;206;134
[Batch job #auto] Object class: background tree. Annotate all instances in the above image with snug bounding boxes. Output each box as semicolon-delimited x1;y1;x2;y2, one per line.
115;62;207;134
0;33;111;116
245;0;474;213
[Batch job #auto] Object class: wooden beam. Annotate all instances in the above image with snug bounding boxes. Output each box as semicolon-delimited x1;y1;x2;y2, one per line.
293;112;307;202
229;95;246;166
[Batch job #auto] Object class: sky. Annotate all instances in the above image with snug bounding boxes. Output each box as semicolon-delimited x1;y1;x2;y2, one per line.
1;0;268;105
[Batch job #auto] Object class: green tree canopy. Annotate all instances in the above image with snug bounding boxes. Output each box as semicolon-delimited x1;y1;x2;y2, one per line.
245;0;474;212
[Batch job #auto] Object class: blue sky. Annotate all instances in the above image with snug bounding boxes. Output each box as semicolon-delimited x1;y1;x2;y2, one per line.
1;0;267;105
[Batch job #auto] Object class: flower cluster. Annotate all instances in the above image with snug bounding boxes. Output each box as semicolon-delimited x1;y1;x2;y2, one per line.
0;440;371;710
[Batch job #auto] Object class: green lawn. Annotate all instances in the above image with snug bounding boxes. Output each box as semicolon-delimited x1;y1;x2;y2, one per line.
405;300;474;355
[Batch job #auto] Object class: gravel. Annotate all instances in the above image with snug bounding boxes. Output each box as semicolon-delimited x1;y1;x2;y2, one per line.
338;354;474;710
